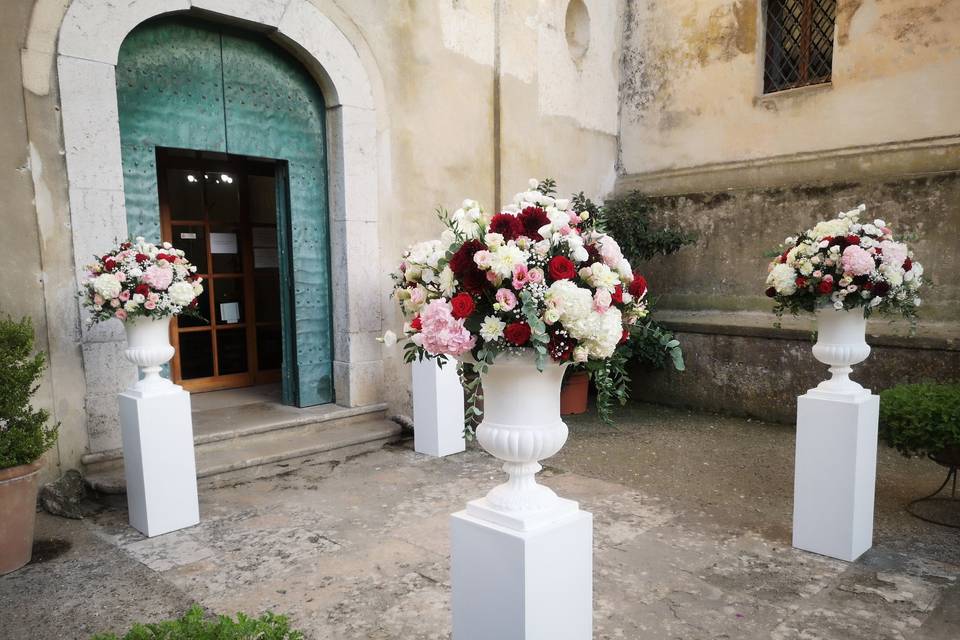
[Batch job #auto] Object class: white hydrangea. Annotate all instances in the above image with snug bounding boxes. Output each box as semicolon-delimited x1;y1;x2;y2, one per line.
168;281;197;306
811;216;851;240
766;263;797;295
546;280;622;359
91;273;121;299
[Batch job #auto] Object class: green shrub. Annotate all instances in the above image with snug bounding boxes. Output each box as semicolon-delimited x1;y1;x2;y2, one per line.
599;190;696;262
879;383;960;457
90;606;304;640
0;315;58;470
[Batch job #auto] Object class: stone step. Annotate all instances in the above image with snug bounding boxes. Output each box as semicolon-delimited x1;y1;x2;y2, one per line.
83;402;401;493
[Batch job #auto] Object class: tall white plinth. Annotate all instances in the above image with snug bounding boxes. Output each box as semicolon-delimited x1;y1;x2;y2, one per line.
412;358;465;457
451;499;593;640
792;391;879;561
119;385;199;537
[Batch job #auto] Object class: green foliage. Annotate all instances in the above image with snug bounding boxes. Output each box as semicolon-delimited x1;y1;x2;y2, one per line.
600;191;697;262
879;383;960;458
0;315;58;470
90;606;304;640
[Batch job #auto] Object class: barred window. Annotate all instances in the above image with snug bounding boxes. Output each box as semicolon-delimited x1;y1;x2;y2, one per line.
764;0;837;94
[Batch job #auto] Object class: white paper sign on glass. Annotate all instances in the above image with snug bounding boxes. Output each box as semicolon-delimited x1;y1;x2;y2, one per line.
220;302;240;324
210;232;238;254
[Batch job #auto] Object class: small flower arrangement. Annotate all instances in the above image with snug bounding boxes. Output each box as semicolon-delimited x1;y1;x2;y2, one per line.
80;237;204;324
765;205;923;319
388;179;652;425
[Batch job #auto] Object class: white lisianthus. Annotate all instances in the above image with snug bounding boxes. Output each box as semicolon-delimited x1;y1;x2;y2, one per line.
578;262;620;292
484;233;505;248
123;300;139;312
168;281;197;306
133;293;146;304
91;273;121;299
479;315;506;342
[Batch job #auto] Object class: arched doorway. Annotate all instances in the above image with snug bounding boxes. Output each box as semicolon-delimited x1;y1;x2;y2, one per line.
116;16;333;407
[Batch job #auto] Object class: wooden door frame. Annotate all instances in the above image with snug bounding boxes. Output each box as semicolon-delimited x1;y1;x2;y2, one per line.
157;148;282;393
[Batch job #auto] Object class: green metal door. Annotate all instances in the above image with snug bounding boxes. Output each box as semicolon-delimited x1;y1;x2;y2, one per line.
116;16;334;406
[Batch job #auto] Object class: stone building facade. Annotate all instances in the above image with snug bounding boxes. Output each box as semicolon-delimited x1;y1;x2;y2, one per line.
1;0;957;477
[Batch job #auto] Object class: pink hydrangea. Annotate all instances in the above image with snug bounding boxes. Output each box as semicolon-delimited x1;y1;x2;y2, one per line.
879;240;908;268
142;264;174;290
417;299;476;356
841;245;875;277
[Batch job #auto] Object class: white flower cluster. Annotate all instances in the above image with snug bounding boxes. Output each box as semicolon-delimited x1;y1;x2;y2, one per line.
545;280;623;360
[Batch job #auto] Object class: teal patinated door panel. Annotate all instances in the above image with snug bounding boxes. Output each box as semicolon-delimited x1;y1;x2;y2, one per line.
220;29;333;406
117;19;227;241
116;17;334;406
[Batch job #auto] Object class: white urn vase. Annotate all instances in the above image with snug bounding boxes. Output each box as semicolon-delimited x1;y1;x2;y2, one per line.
474;350;570;515
810;305;871;399
123;315;176;392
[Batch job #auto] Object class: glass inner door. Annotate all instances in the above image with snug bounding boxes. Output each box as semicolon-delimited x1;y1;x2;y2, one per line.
157;148;283;392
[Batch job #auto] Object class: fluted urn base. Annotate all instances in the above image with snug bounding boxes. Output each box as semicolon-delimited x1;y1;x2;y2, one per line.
809;306;872;401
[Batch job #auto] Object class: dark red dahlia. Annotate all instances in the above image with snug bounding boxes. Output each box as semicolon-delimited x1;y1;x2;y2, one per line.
765;287;777;298
517;206;550;241
873;282;891;297
103;258;116;271
448;239;485;276
489;213;524;241
845;235;861;245
903;257;912;271
817;280;833;295
795;276;807;288
135;253;149;263
547;327;575;361
135;283;150;296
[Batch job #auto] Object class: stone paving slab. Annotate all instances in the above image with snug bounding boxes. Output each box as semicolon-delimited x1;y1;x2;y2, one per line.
2;404;958;639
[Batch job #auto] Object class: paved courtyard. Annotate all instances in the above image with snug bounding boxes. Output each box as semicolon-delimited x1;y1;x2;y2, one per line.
2;403;958;639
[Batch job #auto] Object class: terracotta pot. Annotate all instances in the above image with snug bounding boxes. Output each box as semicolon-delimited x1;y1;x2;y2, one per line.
560;370;590;416
0;459;43;575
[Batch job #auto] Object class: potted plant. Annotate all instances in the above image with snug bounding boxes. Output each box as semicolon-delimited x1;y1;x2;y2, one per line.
880;383;960;465
0;315;59;575
79;237;204;390
765;204;924;393
388;178;656;512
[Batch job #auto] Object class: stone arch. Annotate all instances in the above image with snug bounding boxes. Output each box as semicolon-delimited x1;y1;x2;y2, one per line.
53;0;385;452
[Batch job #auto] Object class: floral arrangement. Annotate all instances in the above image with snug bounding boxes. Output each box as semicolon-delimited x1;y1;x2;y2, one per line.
80;237;204;324
389;179;653;425
765;204;923;319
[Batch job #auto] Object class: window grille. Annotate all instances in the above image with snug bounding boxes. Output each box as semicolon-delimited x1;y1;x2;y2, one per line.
764;0;836;93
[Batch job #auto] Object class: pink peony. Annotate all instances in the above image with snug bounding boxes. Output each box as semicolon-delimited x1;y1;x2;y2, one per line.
841;245;875;277
495;288;518;311
142;264;174;290
418;299;476;357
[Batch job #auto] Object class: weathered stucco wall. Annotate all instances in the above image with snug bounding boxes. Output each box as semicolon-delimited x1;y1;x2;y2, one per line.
618;0;960;177
8;0;622;470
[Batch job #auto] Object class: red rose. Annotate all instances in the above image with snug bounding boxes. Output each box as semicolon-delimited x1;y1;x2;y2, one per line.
135;253;149;263
903;257;912;271
518;206;550;241
765;287;777;298
611;284;624;304
628;275;647;299
548;255;576;281
121;242;132;250
845;235;860;245
103;258;116;271
450;293;475;319
795;276;807;288
410;316;422;331
135;283;150;296
779;250;789;264
817;280;833;295
619;328;630;344
504;322;531;346
489;213;524;241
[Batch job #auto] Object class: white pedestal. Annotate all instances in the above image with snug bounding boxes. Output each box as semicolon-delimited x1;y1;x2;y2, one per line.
451;500;593;640
119;384;199;537
792;390;879;561
412;358;465;457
